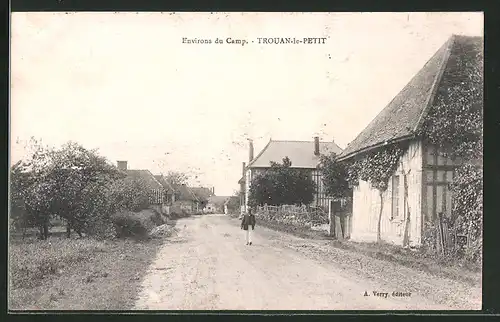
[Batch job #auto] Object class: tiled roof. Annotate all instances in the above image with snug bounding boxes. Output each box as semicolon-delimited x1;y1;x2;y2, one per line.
247;140;343;169
338;35;483;160
125;169;163;190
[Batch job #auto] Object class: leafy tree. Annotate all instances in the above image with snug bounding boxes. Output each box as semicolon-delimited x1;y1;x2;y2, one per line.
248;157;316;207
46;142;123;237
10;161;37;236
226;192;241;212
10;139;55;239
319;152;351;199
10;140;123;239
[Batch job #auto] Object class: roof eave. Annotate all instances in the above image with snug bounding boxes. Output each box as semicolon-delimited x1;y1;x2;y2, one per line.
337;135;415;162
247;165;317;169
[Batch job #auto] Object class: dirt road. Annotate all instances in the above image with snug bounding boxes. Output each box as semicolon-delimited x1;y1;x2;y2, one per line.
134;214;481;310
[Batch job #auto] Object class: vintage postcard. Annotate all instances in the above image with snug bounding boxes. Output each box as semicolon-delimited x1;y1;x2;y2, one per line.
9;12;483;311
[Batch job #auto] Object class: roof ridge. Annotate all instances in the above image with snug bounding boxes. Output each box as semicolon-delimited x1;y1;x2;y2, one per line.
413;35;455;133
247;138;272;168
247;138;343;168
270;139;337;143
339;35;455;160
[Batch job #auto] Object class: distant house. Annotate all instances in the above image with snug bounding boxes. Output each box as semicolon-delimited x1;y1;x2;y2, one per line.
242;137;343;211
117;161;167;213
170;184;201;213
191;187;214;211
205;195;229;213
153;175;176;205
337;35;483;247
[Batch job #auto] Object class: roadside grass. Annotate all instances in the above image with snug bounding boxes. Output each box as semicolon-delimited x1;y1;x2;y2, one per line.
9;223;172;310
255;217;481;287
256;217;331;240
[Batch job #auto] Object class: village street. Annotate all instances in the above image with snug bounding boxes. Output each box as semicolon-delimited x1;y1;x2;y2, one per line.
134;214;481;310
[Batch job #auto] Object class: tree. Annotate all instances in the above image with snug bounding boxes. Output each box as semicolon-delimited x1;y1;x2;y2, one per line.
10;139;55;239
164;171;189;186
248;157;316;207
226;191;240;211
46;142;123;237
10;140;123;239
319;152;351;199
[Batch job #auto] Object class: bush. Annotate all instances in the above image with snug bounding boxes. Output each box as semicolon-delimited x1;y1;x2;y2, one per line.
147;209;165;226
107;177;151;213
111;210;158;239
169;209;192;219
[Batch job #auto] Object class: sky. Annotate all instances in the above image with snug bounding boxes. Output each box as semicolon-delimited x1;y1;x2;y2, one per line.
11;12;483;196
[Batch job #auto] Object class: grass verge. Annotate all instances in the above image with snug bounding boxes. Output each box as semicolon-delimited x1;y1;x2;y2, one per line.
256;217;481;286
9;234;166;310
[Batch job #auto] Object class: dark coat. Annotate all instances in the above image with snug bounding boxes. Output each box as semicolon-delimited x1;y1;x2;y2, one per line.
241;214;256;231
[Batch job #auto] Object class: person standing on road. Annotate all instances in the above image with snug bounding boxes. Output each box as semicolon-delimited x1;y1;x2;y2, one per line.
241;208;256;245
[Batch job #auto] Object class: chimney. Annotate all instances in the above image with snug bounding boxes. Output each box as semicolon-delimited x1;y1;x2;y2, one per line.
212;187;215;195
248;140;254;162
314;136;320;156
117;160;128;171
242;162;246;176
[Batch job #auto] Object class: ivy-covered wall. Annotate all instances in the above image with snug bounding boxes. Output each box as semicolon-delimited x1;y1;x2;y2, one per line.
350;139;423;246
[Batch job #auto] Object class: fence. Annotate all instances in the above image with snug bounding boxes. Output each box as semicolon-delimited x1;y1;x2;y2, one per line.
255;204;329;227
435;212;471;256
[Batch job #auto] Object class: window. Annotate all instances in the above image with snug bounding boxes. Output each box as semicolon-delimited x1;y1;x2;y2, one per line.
391;175;400;220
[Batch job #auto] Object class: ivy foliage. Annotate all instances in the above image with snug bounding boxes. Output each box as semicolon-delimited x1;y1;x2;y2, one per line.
320;144;408;201
248;157;316;207
322;38;483;261
348;144;408;192
419;39;483;161
419;39;483;262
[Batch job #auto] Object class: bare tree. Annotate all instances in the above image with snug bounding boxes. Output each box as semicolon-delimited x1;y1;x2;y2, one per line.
164;171;189;186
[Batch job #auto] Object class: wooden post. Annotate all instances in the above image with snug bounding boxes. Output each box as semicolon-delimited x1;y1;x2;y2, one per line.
66;220;71;238
335;209;343;240
329;201;343;238
345;214;351;239
328;200;334;237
